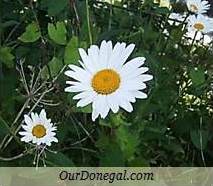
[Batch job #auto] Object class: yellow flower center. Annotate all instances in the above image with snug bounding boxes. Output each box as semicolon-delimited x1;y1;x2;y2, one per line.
91;69;120;95
190;4;198;12
194;22;205;30
32;124;46;138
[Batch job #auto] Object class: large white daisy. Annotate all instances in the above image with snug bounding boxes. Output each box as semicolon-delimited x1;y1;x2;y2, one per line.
187;14;213;34
65;41;153;121
19;109;58;146
185;0;210;14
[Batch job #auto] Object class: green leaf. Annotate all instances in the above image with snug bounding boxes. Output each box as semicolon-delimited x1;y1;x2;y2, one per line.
48;57;63;77
128;157;150;167
41;57;63;79
0;115;11;137
64;36;79;64
0;72;17;114
46;152;74;166
74;104;92;113
48;22;67;45
99;144;125;166
41;0;68;16
0;47;14;68
116;125;140;159
2;20;19;28
96;133;125;166
189;68;205;86
18;22;41;42
190;130;209;150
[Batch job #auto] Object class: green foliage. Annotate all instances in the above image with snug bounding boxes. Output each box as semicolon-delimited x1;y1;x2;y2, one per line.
1;0;213;167
46;57;63;77
190;68;205;86
96;133;125;166
40;0;69;16
18;22;41;42
0;47;14;68
190;129;209;150
46;152;74;166
48;22;67;45
0;116;10;137
64;37;80;64
116;125;140;160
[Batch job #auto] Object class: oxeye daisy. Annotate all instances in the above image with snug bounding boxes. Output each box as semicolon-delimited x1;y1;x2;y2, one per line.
185;31;212;46
168;13;186;26
154;0;171;9
187;14;213;34
65;40;153;121
186;0;210;14
19;109;58;146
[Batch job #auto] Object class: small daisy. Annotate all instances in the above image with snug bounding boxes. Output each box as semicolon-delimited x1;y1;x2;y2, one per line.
185;30;212;45
187;14;213;34
19;109;58;146
99;0;122;4
186;0;210;14
168;13;186;26
154;0;171;9
65;41;153;121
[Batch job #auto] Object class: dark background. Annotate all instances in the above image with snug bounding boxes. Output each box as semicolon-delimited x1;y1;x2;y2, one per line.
208;0;213;16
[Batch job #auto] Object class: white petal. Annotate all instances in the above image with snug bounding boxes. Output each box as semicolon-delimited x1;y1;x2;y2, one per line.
92;95;109;120
73;91;92;100
118;43;135;67
39;109;47;120
140;74;153;82
79;48;95;73
65;84;91;93
46;141;51;146
79;48;88;61
120;57;146;75
46;136;58;145
106;41;113;62
92;109;99;121
20;136;31;143
24;115;32;126
99;40;108;67
121;81;146;90
19;131;29;136
119;101;133;112
64;70;91;83
107;93;119;113
88;45;100;70
21;124;31;131
108;42;125;68
31;112;40;124
99;96;110;119
68;64;91;76
133;91;148;99
123;67;149;80
77;92;97;107
122;91;136;103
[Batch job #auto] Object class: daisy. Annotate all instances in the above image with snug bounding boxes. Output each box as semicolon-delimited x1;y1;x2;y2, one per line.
154;0;171;9
19;109;58;146
187;14;213;34
168;13;186;26
185;0;210;14
99;0;122;4
185;30;212;46
65;40;153;121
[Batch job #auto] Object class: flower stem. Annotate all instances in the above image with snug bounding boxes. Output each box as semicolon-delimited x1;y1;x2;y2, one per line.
190;31;198;51
86;0;93;45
